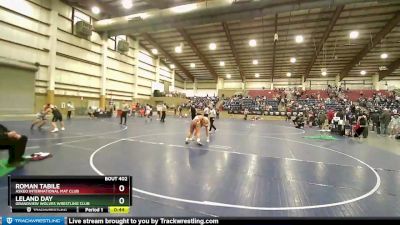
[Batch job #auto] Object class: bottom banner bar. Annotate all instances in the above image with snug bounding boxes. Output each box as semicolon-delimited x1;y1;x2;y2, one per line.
1;217;399;225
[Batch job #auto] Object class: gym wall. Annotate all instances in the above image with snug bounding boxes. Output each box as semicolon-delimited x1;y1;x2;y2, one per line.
0;0;176;112
0;66;35;114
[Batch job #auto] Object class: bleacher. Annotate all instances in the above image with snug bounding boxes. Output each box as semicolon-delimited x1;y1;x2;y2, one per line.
248;90;278;98
301;90;329;99
345;90;389;101
189;96;219;109
223;89;396;116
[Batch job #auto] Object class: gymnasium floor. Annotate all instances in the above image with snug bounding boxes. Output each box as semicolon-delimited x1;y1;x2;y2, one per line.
0;116;399;217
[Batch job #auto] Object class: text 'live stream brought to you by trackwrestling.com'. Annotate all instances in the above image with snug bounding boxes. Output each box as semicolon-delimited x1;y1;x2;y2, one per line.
0;217;220;225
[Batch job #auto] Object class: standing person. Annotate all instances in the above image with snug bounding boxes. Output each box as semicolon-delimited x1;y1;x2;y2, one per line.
149;105;153;118
66;101;74;120
0;124;27;167
190;104;196;120
380;108;392;136
318;110;327;129
185;115;210;145
335;109;345;136
49;105;65;133
145;104;152;122
161;103;167;122
388;112;400;138
354;113;367;138
178;105;183;118
156;104;162;120
209;107;217;132
327;109;334;124
203;106;210;118
370;109;380;134
120;101;129;125
244;108;249;120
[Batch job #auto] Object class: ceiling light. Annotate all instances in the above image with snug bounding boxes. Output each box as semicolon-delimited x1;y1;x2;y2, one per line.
252;59;258;65
379;66;388;71
209;43;217;50
190;63;196;68
255;73;260;78
151;49;158;55
380;53;388;59
170;64;175;69
290;57;296;63
286;72;291;77
226;74;231;79
220;61;225;67
121;0;133;9
249;39;257;47
360;70;366;75
349;31;359;39
91;6;100;14
295;35;303;43
171;3;197;13
175;46;182;53
321;68;327;76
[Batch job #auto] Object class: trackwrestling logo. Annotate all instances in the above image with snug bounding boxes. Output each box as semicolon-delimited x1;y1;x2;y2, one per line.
2;217;64;225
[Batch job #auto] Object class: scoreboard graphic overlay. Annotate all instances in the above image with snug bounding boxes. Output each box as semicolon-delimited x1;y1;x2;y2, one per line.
8;176;132;213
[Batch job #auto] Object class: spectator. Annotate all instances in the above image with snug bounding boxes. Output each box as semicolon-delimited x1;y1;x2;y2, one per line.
380;108;392;136
388;112;400;138
370;109;380;134
156;104;162;120
0;124;27;167
244;108;249;120
327;109;335;124
66;101;74;120
354;113;367;138
318;111;327;129
161;103;167;123
120;101;129;125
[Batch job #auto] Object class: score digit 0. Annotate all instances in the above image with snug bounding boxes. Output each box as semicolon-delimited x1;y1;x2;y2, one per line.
119;197;125;205
119;185;125;192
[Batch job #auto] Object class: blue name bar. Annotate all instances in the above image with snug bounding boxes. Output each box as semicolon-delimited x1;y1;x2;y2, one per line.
2;217;64;225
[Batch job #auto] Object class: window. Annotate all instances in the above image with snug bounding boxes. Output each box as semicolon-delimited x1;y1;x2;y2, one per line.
72;8;91;34
73;8;91;24
108;35;127;51
116;35;127;43
108;36;116;50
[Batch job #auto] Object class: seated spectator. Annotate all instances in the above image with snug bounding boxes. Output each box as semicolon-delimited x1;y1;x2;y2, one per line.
0;124;27;167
